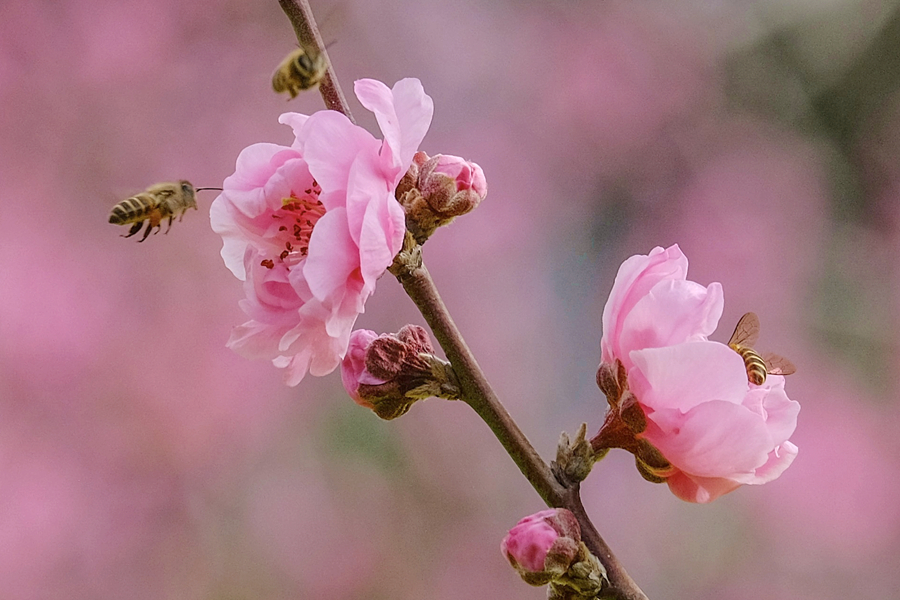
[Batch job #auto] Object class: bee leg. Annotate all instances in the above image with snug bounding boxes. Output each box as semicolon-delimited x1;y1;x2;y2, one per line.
123;221;143;238
138;222;156;242
142;210;163;241
164;215;174;234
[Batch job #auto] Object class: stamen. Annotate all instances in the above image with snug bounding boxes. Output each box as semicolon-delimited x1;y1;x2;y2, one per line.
272;185;325;268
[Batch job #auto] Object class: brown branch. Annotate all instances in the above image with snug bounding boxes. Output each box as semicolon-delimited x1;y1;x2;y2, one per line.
391;235;648;600
277;0;355;122
275;3;648;598
390;241;565;507
565;488;649;600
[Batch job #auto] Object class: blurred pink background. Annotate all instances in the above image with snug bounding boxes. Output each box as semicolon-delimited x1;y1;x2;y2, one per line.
1;0;899;598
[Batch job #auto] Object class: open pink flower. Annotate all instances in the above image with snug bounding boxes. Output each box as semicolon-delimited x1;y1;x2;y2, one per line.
598;245;800;503
211;78;434;385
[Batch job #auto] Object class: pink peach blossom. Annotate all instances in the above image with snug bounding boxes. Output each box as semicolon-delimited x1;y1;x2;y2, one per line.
211;78;434;385
599;245;800;503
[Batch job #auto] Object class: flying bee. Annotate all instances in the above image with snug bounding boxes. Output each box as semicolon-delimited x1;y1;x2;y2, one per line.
272;45;327;98
109;180;219;242
727;312;796;385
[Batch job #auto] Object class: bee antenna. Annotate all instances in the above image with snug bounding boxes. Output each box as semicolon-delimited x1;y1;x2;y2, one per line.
195;187;223;192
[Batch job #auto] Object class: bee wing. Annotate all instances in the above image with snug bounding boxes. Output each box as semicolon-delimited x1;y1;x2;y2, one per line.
762;353;796;376
145;182;179;200
728;312;760;347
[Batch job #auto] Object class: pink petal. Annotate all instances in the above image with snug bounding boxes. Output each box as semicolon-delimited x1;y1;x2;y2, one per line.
276;311;349;379
746;441;798;484
617;279;723;359
227;319;289;360
354;78;434;179
209;197;252;280
318;274;367;340
742;376;800;447
302;110;381;211
643;400;774;477
357;192;405;289
341;329;379;404
601;245;689;364
343;147;389;248
307;325;351;376
629;341;747;412
277;112;311;148
501;510;560;572
223;143;298;217
275;350;313;387
301;208;360;304
666;471;742;504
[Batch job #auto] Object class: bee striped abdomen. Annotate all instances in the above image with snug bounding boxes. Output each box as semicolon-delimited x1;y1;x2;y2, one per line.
109;195;154;225
731;344;767;385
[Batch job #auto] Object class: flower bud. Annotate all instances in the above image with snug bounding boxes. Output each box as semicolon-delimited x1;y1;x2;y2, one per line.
397;151;487;243
341;329;388;407
418;153;487;213
500;509;581;586
553;424;595;486
340;325;459;419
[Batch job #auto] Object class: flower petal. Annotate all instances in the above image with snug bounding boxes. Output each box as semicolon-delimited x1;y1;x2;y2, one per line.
302;110;381;211
601;244;690;365
644;399;775;478
277;112;311;148
629;341;747;412
746;441;798;484
355;78;434;179
665;471;743;504
742;375;800;447
618;279;723;356
301;207;361;304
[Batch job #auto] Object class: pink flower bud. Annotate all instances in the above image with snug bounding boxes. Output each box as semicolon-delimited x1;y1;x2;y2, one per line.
417;152;487;217
500;509;581;586
340;326;459;419
397;152;487;243
340;329;387;408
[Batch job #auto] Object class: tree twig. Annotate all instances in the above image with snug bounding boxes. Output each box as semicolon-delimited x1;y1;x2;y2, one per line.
391;242;564;506
277;0;355;122
391;239;648;600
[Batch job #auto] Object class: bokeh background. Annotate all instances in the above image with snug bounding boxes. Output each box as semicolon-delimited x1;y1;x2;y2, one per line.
1;0;898;598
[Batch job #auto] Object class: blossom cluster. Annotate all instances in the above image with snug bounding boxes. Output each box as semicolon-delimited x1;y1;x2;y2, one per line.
210;79;434;385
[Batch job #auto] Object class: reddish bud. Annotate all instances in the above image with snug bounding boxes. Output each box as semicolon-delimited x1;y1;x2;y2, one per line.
340;326;459;419
397;151;487;243
500;509;581;586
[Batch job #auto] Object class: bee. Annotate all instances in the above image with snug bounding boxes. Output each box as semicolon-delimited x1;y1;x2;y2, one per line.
272;46;327;98
109;180;216;242
727;312;796;385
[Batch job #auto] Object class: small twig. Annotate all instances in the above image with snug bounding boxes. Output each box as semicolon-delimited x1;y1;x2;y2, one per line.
391;236;648;600
390;240;564;507
565;489;649;600
277;0;355;122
